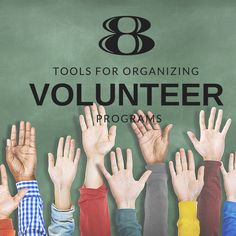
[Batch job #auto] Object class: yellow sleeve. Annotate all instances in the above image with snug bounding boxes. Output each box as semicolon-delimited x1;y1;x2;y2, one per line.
177;201;200;236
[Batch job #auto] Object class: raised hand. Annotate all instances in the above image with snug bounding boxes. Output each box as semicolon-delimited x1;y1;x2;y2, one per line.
221;153;236;202
0;164;27;219
48;136;80;210
187;107;231;161
169;148;204;201
79;104;116;163
6;121;37;182
131;110;173;165
99;148;152;209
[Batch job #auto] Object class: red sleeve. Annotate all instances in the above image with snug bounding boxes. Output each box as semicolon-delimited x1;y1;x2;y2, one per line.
0;218;15;236
78;184;111;236
197;161;221;236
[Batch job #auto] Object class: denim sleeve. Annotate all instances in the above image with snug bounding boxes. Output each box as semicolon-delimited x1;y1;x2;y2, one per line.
222;201;236;236
48;204;75;236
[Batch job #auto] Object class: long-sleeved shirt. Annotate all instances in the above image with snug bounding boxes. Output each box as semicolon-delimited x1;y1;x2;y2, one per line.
78;184;111;236
197;161;221;236
222;201;236;236
177;201;200;236
116;209;142;236
0;218;15;236
144;163;168;236
16;180;47;236
48;204;75;236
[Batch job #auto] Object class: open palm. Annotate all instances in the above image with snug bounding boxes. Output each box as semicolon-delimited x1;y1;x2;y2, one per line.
187;107;231;161
0;165;27;219
169;149;204;201
131;110;173;164
6;121;36;182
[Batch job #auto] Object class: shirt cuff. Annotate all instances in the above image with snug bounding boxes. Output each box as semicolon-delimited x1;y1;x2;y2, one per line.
116;209;137;224
51;204;75;221
0;218;14;230
79;184;107;203
16;180;40;198
146;163;167;181
178;201;198;219
224;201;236;214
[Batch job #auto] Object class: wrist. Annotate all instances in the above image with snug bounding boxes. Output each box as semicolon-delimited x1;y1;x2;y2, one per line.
86;155;104;164
15;175;36;183
0;215;9;220
227;195;236;202
54;185;72;210
117;200;136;209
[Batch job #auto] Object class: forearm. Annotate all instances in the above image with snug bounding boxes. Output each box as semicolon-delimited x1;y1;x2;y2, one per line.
54;185;72;210
116;209;142;236
78;184;111;236
144;163;168;236
84;158;104;188
223;201;236;236
48;204;75;236
177;201;200;236
0;218;15;236
197;161;221;236
16;180;47;236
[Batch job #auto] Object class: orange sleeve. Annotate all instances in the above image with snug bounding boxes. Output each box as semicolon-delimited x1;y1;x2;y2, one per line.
0;218;15;236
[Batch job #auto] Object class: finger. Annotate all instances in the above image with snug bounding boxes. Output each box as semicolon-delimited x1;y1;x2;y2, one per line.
69;139;75;161
169;161;176;178
0;165;8;187
64;136;71;158
197;166;205;183
116;147;124;170
199;110;206;131
220;162;227;176
163;124;173;142
126;149;133;172
234;152;236;170
188;150;195;171
79;115;87;131
91;103;99;126
134;114;147;135
229;153;234;172
108;125;116;144
10;125;17;146
187;131;200;148
180;148;187;171
137;110;152;130
175;152;182;174
208;107;216;129
110;152;118;174
13;189;28;206
48;153;55;171
18;121;25;145
131;122;143;139
214;109;223;131
98;105;107;126
98;164;111;180
6;139;13;161
221;119;232;137
84;106;93;127
139;170;152;186
74;148;81;166
25;122;31;146
57;137;64;157
147;111;161;130
29;127;36;148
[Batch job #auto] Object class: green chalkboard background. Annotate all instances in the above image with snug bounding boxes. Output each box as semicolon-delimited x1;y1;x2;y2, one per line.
0;0;236;235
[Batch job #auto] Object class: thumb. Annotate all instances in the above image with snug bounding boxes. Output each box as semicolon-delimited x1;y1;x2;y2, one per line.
163;124;173;142
187;131;200;148
138;170;152;186
197;166;205;183
220;162;227;176
13;189;28;206
109;125;117;143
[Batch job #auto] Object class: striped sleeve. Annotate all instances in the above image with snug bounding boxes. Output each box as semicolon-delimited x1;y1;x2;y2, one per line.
16;180;47;236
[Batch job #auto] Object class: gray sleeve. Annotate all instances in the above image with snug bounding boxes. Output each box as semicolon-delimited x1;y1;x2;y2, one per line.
143;163;168;236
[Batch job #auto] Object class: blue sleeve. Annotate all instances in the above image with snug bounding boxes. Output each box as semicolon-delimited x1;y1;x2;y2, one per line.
223;201;236;236
115;209;142;236
16;180;47;236
48;204;75;236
